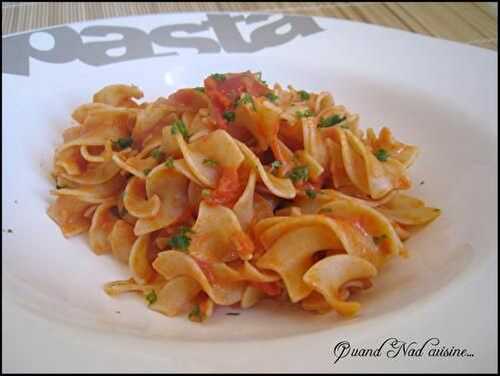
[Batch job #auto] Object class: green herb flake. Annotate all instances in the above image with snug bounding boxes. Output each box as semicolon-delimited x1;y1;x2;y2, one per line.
203;158;218;167
270;160;282;171
254;71;267;85
298;90;310;101
112;137;133;150
210;73;226;81
168;226;194;252
305;189;317;199
164;157;174;168
194;87;205;93
295;109;315;118
318;115;346;128
239;94;252;105
168;235;191;251
201;189;212;198
287;166;309;183
150;148;164;160
145;290;157;306
373;234;388;245
143;168;152;176
375;149;389;162
188;304;203;322
265;92;278;103
223;111;236;123
238;93;256;110
170;120;190;140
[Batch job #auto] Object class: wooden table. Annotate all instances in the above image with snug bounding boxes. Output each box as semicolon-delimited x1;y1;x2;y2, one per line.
2;2;497;51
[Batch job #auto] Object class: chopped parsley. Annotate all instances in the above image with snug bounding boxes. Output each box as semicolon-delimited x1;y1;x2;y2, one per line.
238;93;256;110
112;137;133;150
239;94;253;105
150;148;164;160
305;189;317;199
168;226;194;252
375;149;389;162
270;160;282;172
203;158;218;167
145;290;157;305
188;304;203;322
318;115;346;128
194;87;205;93
143;168;152;176
210;73;226;81
295;109;315;118
170;119;190;140
223;111;236;122
164;157;174;168
298;90;310;100
373;234;387;245
287;166;309;183
254;71;267;85
201;189;212;198
265;92;278;103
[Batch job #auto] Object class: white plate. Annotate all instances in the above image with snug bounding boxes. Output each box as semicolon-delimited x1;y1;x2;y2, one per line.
2;12;497;373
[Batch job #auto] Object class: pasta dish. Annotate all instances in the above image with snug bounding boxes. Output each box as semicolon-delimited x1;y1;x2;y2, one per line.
48;71;440;322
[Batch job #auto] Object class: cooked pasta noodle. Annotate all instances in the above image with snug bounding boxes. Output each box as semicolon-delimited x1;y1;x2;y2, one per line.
47;71;440;322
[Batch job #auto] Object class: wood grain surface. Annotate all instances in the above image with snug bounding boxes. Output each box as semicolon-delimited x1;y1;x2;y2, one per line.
2;2;497;50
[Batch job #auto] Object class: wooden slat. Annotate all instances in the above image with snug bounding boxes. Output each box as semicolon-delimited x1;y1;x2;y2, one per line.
475;2;498;18
353;4;413;33
447;2;497;38
1;2;497;51
385;3;433;35
398;3;486;42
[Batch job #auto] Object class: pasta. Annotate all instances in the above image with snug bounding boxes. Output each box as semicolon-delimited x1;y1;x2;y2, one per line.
48;72;441;323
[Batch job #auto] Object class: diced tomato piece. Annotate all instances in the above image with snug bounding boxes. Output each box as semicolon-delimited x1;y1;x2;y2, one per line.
205;167;243;207
167;88;209;112
172;206;195;227
278;119;303;151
